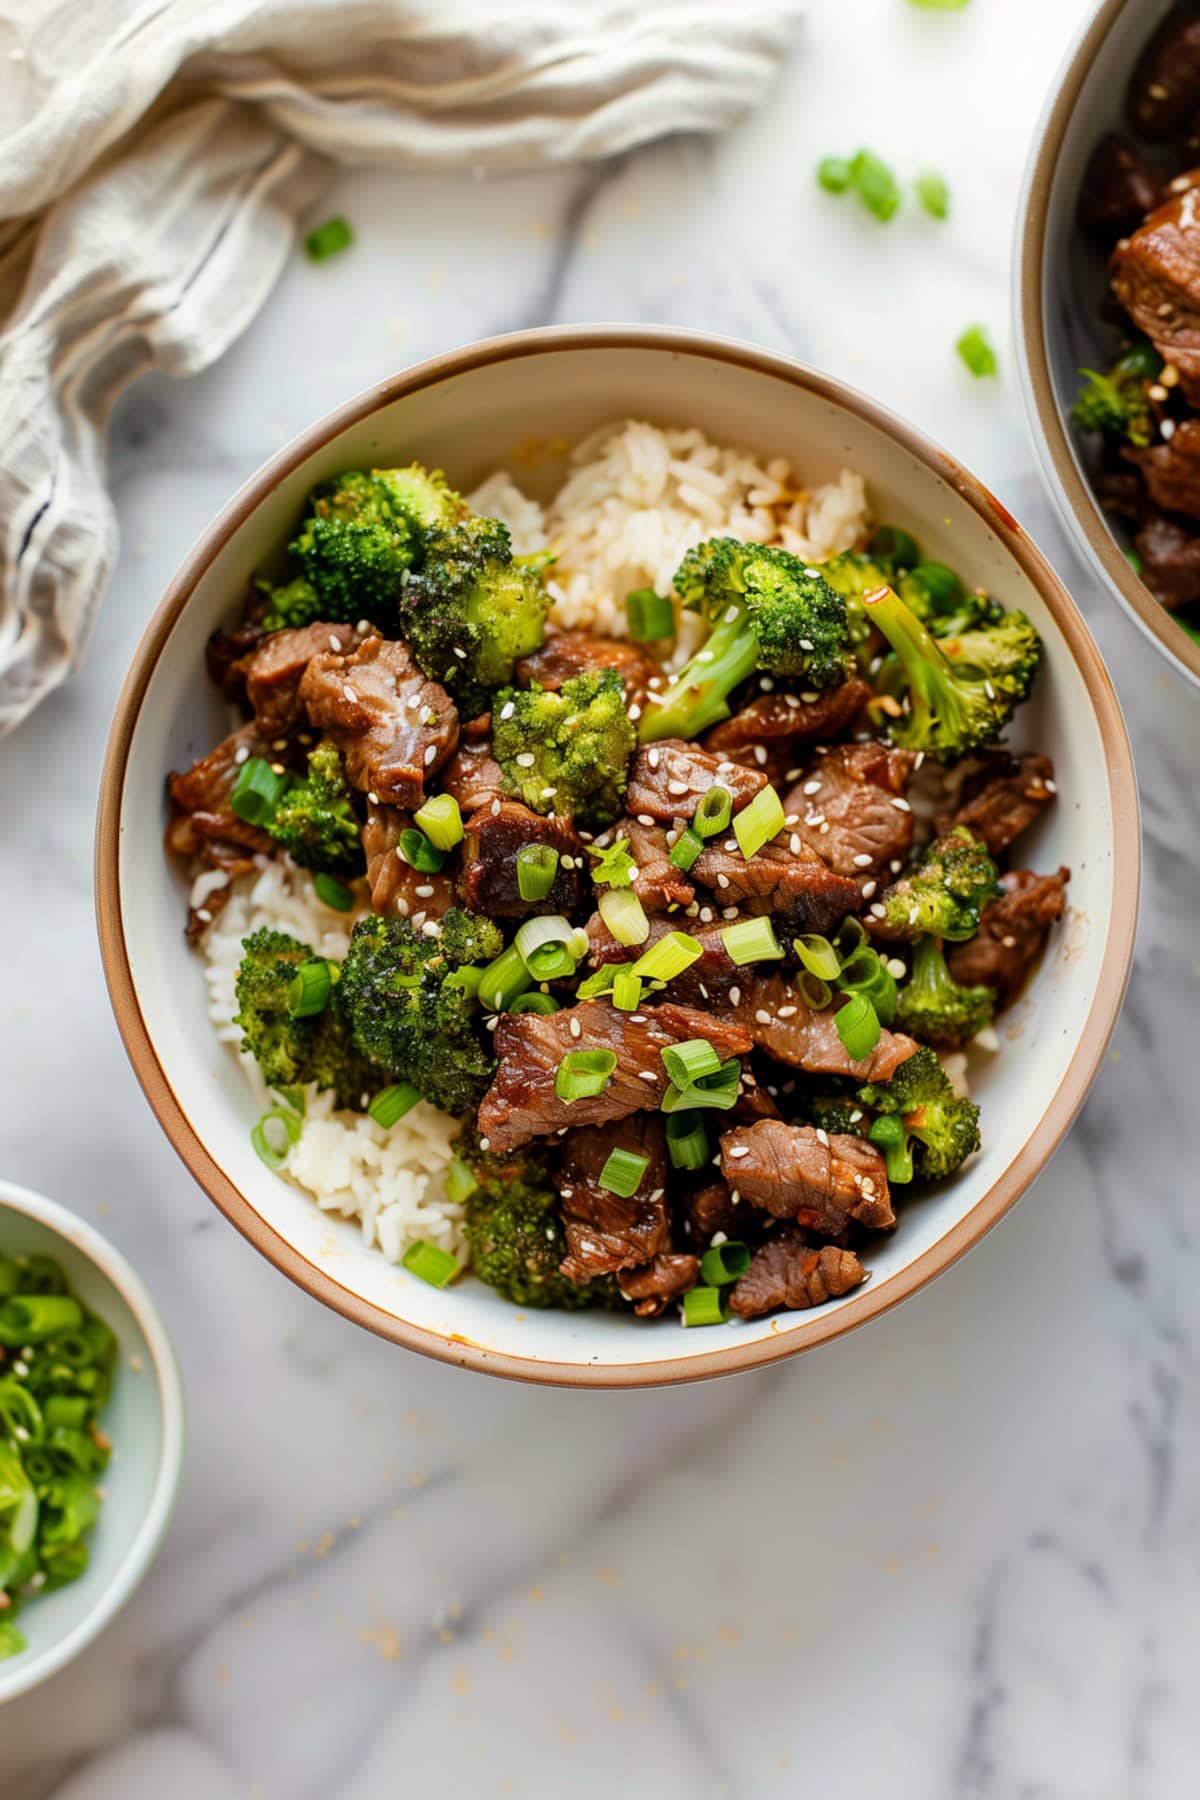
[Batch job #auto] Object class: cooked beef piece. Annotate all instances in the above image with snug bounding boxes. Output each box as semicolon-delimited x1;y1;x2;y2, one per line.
729;1232;867;1319
205;621;264;704
732;1069;781;1122
166;721;279;858
599;816;695;912
627;740;766;823
457;801;583;917
720;1120;895;1236
1129;13;1200;142
689;831;862;932
517;630;659;713
239;622;364;734
1111;178;1200;408
1077;133;1165;243
1125;416;1200;516
362;802;455;921
183;839;259;942
947;867;1070;1009
1094;463;1151;523
1136;511;1200;607
439;739;505;815
936;751;1056;855
477;1001;753;1153
298;636;459;809
586;912;739;1009
616;1252;700;1318
782;742;916;879
555;1116;669;1280
702;679;872;782
678;1178;750;1246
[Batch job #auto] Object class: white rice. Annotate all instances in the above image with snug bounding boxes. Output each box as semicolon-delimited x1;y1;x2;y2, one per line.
203;420;874;1267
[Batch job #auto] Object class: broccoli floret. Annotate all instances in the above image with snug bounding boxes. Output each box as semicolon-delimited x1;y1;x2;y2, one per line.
265;741;363;875
640;538;850;742
289;470;419;619
375;464;469;531
438;909;504;969
894;935;995;1051
454;1129;612;1310
823;552;1000;644
1071;344;1162;448
233;929;383;1111
492;670;635;827
799;1093;869;1137
874;828;1000;941
863;584;1042;761
339;912;497;1115
857;1045;981;1181
256;574;324;633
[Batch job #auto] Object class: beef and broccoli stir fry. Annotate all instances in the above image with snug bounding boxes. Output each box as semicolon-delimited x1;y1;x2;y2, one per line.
167;456;1067;1325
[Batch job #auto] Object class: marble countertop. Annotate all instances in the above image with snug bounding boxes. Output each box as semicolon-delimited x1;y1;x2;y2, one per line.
4;0;1198;1793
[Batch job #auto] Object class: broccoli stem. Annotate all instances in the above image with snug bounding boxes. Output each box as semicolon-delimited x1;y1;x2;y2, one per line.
638;606;759;744
863;584;965;739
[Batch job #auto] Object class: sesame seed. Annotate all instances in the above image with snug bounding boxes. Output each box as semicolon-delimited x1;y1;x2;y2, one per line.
722;906;738;919
861;1177;876;1198
648;748;661;769
753;746;767;766
630;1015;646;1024
415;883;435;899
790;833;801;855
862;880;877;898
886;958;906;978
453;645;467;660
667;779;689;796
803;779;821;796
729;1145;750;1159
411;910;426;929
891;797;911;813
914;752;924;771
754;1008;771;1025
424;744;437;765
984;680;996;700
637;814;655;828
561;854;575;870
730;1189;741;1204
569;1017;582;1038
799;638;814;651
628;704;642;722
698;982;710;1000
890;859;903;874
479;1136;491;1151
760;676;775;691
500;701;515;720
491;798;501;816
637;1070;658;1084
234;746;250;764
699;906;714;923
343;684;358;703
853;852;873;868
723;838;738;853
272;737;288;751
816;1128;829;1147
328;633;343;650
1001;934;1017;949
777;1004;797;1018
666;829;678;847
800;693;819;705
368;791;379;804
717;874;730;889
1045;778;1057;794
515;752;535;767
869;902;887;919
397;897;410;915
541;787;556;800
195;907;211;924
270;762;286;775
729;985;741;1006
422;920;440;937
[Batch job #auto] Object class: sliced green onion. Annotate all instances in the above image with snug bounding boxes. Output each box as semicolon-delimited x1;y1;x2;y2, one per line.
276;1085;307;1117
230;757;289;826
413;793;463;851
956;323;998;379
577;964;618;1000
599;1148;650;1198
612;969;643;1012
700;1241;751;1286
398;827;446;873
682;1286;730;1327
478;942;533;1011
516;843;560;903
669;828;703;873
869;1114;914;1183
838;944;898;1026
661;1038;722;1090
849;148;901;223
915;169;950;219
631;931;703;983
834;993;882;1062
368;1083;421;1128
868;525;921;570
665;1111;710;1170
444;1156;479;1205
287;959;332;1018
793;933;841;981
314;871;354;911
251;1107;302;1170
304;215;354;262
908;0;970;9
798;972;834;1011
525;942;576;980
661;1058;741;1113
509;991;560;1015
599;885;649;947
555;1049;618;1102
516;915;575;964
626;588;675;641
722;918;782;966
589;837;638;888
446;964;484;1001
401;1240;459;1288
817;155;852;194
694;786;732;839
0;1295;83;1345
734;784;785;859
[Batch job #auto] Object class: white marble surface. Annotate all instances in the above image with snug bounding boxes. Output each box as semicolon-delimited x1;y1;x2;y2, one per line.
3;0;1199;1793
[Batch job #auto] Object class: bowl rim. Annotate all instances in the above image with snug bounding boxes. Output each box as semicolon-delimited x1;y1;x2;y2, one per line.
95;323;1140;1388
1015;0;1200;692
0;1177;185;1704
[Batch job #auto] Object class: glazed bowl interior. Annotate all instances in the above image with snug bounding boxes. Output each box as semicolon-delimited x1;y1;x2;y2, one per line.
99;331;1137;1385
1018;0;1200;689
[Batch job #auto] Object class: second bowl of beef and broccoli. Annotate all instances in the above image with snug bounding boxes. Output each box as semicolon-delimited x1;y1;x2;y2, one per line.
97;329;1138;1386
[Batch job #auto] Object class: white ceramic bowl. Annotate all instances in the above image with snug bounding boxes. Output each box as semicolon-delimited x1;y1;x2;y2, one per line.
97;327;1139;1387
0;1180;184;1703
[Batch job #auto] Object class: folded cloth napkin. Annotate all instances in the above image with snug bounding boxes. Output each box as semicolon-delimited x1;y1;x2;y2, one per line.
0;0;805;737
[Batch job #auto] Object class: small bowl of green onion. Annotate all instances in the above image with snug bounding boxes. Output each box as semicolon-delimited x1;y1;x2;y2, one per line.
0;1179;184;1704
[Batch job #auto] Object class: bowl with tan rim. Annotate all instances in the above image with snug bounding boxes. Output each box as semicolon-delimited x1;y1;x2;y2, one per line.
96;326;1139;1388
1016;0;1200;691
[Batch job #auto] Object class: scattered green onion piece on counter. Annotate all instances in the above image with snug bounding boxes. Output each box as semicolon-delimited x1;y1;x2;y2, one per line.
314;871;354;911
589;837;638;888
368;1083;421;1128
682;1286;730;1327
849;149;901;223
869;1114;915;1184
956;323;998;378
868;525;921;569
669;828;704;873
793;933;841;981
733;784;785;859
413;793;463;851
631;931;703;983
287;958;333;1018
693;786;732;839
722;918;783;966
509;991;560;1015
661;1058;741;1114
625;587;675;641
397;827;446;874
516;843;560;903
230;756;289;826
304;215;354;262
817;156;852;194
251;1106;302;1170
555;1049;618;1102
599;1148;651;1198
444;1156;479;1205
598;885;650;947
612;968;643;1012
660;1038;722;1090
0;1295;84;1347
700;1241;751;1286
834;993;882;1062
577;964;618;1000
401;1240;459;1288
478;942;533;1011
665;1111;710;1170
915;169;950;219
